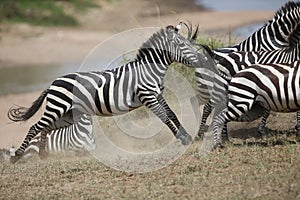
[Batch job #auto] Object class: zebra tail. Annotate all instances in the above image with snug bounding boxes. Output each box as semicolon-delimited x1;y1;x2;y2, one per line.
7;89;48;122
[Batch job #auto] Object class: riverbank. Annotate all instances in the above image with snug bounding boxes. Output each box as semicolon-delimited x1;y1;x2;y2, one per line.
0;0;275;148
0;0;273;68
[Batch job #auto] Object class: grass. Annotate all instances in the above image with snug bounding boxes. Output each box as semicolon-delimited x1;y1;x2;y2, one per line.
171;33;230;89
1;135;299;199
0;0;99;26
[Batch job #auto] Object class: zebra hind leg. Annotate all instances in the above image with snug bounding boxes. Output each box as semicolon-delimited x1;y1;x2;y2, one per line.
10;125;40;164
258;110;270;140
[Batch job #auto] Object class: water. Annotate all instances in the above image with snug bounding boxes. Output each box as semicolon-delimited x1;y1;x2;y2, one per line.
233;22;265;39
0;64;77;96
195;0;289;11
195;0;289;39
0;28;157;96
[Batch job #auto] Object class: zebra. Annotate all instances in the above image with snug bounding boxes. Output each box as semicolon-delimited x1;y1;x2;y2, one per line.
7;22;202;163
212;60;300;148
22;114;95;157
5;114;94;161
196;1;300;139
197;42;300;141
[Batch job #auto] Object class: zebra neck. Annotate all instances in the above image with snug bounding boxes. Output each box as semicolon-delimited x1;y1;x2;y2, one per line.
136;49;171;72
132;56;169;86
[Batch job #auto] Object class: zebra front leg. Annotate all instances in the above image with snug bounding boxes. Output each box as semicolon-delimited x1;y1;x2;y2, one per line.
197;101;212;139
10;125;40;164
141;92;192;145
258;110;270;140
212;111;228;149
158;96;192;145
212;108;237;149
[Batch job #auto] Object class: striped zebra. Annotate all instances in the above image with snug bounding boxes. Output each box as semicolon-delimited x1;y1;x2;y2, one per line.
7;22;201;163
198;42;300;141
212;60;300;148
196;1;300;139
21;114;94;157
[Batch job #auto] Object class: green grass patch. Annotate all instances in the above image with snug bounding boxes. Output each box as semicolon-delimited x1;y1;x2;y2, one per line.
0;0;99;26
171;33;231;89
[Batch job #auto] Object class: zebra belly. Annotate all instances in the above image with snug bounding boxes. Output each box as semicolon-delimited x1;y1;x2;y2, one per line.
94;88;142;116
256;94;300;112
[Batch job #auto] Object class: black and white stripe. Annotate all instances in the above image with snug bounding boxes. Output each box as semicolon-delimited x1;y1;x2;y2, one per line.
196;1;300;139
198;43;300;139
212;60;300;147
7;22;201;163
22;114;94;157
216;1;300;54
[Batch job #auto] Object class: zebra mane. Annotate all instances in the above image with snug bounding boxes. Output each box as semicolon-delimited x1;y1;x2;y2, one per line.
135;23;198;61
274;1;300;17
272;1;300;46
226;1;300;51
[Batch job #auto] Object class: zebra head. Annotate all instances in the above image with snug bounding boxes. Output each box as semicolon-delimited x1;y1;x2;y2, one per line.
165;21;201;67
136;22;201;67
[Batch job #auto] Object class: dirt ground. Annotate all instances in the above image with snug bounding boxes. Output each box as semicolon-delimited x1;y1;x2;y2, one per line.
0;0;278;149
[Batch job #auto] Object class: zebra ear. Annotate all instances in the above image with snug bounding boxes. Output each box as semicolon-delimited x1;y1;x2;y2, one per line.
175;22;182;33
166;25;176;41
191;24;199;41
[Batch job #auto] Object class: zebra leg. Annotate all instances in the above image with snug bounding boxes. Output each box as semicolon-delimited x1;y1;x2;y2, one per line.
197;101;212;139
221;122;230;143
212;110;228;149
10;124;40;164
12;106;72;163
295;112;300;140
38;131;49;159
258;109;270;140
158;96;192;145
140;92;192;145
212;98;255;149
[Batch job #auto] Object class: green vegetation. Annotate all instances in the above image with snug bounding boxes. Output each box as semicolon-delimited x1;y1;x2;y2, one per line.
0;0;99;26
172;34;230;89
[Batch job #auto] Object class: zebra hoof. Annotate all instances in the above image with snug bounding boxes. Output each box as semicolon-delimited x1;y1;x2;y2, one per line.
195;131;204;141
176;133;193;145
196;130;206;141
10;155;21;164
221;135;230;144
213;143;224;150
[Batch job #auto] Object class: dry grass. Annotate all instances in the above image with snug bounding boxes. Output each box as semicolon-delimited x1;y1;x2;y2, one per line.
1;134;300;200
